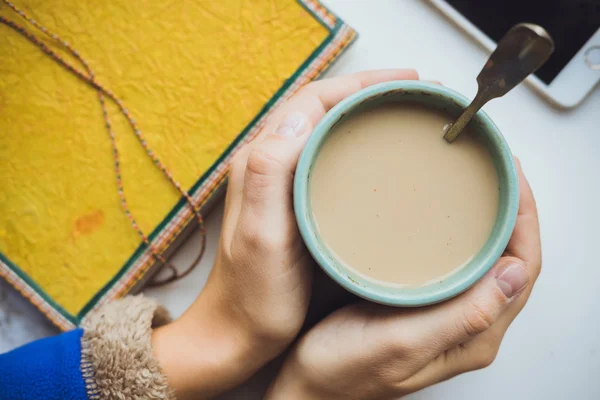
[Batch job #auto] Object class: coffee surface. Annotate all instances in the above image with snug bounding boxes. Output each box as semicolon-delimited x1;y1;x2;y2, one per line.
310;103;499;286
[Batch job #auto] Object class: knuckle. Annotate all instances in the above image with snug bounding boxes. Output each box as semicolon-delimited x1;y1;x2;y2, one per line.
390;333;421;359
257;233;286;253
462;301;495;337
385;326;424;361
238;224;286;253
246;146;286;179
238;225;263;250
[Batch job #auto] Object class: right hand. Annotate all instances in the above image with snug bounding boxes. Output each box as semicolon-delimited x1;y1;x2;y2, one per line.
266;160;542;400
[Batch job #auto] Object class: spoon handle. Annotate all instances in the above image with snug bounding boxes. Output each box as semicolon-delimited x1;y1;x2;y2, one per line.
444;23;554;143
443;90;486;142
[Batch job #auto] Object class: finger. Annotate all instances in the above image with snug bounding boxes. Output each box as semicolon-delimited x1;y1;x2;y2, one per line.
446;159;543;365
504;158;542;275
225;69;418;247
390;261;528;395
220;144;252;246
389;259;530;362
397;258;540;394
397;318;508;395
224;69;418;221
256;68;419;141
233;112;314;250
396;346;483;395
298;69;419;112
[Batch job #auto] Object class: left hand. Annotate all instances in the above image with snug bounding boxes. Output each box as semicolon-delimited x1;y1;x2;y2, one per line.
152;69;420;399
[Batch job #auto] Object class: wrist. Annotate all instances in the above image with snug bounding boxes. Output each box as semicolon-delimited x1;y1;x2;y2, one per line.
188;273;294;363
152;292;261;400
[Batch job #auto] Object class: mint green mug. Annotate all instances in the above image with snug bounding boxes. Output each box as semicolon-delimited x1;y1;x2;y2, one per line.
293;81;519;306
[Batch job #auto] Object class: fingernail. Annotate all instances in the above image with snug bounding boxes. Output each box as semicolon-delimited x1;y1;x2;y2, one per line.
496;263;529;298
274;112;308;137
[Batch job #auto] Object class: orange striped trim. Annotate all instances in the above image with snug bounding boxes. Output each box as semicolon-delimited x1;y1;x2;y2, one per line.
0;265;74;330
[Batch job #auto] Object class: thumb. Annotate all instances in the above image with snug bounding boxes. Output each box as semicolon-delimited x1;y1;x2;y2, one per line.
399;258;530;359
234;112;312;244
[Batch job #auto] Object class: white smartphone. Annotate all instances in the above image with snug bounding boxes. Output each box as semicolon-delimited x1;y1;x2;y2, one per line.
427;0;600;109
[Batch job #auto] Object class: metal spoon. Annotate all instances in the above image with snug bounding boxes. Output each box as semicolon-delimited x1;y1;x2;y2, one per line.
444;23;555;143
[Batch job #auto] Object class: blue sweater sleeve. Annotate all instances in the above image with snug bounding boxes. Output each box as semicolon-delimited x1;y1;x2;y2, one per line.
0;328;89;400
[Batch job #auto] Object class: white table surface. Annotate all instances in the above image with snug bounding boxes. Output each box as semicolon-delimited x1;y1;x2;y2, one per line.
1;1;599;399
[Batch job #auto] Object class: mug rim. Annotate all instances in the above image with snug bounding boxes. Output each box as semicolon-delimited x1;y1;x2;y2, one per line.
293;81;519;307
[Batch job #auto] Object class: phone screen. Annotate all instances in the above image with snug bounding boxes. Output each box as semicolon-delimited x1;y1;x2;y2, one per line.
445;0;600;84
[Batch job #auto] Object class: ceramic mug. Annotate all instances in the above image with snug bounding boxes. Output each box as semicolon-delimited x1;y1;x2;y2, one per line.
293;81;519;307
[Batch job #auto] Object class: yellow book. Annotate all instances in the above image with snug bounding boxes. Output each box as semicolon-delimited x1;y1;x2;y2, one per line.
0;0;356;329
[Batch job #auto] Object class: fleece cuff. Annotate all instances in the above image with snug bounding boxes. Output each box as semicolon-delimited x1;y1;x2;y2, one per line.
80;295;175;400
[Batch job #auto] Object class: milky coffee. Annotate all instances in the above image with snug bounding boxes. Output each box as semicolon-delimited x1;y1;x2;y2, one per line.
310;103;499;286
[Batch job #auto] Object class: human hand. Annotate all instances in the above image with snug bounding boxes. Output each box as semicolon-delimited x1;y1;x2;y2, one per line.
151;69;420;399
266;160;542;400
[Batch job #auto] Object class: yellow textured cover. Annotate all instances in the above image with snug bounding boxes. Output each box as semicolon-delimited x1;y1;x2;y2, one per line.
0;0;354;326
